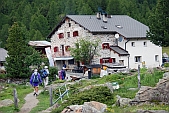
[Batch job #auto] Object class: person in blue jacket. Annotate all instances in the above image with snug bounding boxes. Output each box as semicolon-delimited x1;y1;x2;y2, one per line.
30;69;42;96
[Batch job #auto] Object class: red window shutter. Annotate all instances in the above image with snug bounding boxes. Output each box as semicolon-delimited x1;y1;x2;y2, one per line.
58;33;64;38
109;58;112;63
100;59;103;64
102;44;104;49
73;32;75;37
54;47;58;52
76;31;78;36
107;43;110;49
73;31;78;37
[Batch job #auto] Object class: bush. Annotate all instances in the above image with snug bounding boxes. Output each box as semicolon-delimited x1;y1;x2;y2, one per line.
52;86;113;113
49;67;58;81
164;62;169;67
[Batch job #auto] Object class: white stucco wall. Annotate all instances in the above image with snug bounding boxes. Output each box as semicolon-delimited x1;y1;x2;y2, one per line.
125;39;162;69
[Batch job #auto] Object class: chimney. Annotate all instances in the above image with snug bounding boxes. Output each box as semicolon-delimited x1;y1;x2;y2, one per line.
103;14;107;23
97;12;101;19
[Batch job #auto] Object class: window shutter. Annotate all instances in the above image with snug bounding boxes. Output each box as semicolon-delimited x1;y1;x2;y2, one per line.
100;59;103;64
54;47;58;52
58;33;64;38
107;43;110;49
73;31;78;37
109;58;112;63
102;44;104;49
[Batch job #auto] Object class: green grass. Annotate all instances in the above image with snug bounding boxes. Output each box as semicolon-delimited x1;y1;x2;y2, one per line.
0;68;168;113
162;47;169;56
0;83;33;113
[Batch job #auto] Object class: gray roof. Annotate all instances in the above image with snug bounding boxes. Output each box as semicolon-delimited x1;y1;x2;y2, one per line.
0;48;8;61
48;15;149;38
110;46;129;56
28;41;51;47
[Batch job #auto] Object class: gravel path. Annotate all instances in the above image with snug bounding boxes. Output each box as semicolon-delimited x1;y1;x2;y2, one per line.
18;90;43;113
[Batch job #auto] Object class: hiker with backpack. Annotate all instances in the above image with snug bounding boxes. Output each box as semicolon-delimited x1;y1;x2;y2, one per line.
40;66;49;87
30;69;42;96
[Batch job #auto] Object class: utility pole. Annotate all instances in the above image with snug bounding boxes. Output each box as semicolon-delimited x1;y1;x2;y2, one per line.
138;64;141;89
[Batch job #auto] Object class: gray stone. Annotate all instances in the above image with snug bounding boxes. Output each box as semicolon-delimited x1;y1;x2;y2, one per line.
0;99;13;107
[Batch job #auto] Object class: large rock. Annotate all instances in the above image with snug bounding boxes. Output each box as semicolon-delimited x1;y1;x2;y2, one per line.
130;72;169;105
0;99;13;107
61;101;107;113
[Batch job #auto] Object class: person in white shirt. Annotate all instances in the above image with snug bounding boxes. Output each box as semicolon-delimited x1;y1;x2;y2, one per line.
43;66;49;87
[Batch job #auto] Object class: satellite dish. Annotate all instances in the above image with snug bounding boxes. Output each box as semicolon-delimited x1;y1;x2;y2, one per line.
115;34;119;39
119;36;123;42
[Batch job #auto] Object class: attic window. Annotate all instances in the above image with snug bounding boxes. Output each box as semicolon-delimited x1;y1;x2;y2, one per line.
115;25;123;29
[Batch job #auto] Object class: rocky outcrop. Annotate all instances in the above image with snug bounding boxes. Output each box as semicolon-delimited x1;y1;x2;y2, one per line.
61;101;107;113
130;72;169;105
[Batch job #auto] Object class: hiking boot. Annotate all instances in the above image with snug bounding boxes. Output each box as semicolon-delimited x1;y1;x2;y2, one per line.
33;92;36;96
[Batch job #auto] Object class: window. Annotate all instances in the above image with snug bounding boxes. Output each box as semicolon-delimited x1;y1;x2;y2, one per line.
119;60;124;65
131;42;135;47
68;23;71;27
54;46;58;52
67;32;70;38
143;42;147;47
102;43;110;49
58;33;64;38
73;31;78;37
100;58;112;64
135;56;141;62
65;46;70;51
155;55;159;62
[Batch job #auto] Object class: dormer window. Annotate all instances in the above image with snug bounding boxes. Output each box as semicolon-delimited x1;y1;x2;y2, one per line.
58;33;64;38
73;31;78;37
102;43;109;49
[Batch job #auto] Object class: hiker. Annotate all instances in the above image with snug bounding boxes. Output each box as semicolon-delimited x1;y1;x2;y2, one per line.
30;69;42;96
41;66;49;87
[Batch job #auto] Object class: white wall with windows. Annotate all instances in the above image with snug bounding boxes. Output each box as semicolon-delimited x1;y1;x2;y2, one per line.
125;39;162;69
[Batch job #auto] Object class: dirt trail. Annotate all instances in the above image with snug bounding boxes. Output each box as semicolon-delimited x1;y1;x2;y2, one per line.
18;90;42;113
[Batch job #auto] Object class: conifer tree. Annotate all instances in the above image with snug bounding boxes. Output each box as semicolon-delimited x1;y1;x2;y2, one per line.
5;22;42;78
147;0;169;47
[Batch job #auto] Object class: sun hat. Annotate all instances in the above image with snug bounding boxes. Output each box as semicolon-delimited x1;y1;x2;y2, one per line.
34;69;38;72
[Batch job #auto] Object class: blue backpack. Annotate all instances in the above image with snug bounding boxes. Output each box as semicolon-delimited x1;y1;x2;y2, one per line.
33;74;39;83
41;69;48;78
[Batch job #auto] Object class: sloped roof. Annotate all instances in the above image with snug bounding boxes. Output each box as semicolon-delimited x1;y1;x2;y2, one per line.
110;46;129;56
47;15;149;38
0;48;8;61
28;41;51;47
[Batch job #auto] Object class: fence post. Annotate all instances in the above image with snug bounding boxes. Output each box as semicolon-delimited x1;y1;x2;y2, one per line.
13;88;18;109
49;86;53;106
138;64;141;89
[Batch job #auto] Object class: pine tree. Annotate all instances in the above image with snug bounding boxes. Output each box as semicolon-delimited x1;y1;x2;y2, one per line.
5;22;42;78
147;0;169;47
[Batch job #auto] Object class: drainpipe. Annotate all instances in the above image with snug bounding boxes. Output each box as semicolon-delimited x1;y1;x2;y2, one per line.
125;39;130;50
125;39;130;68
